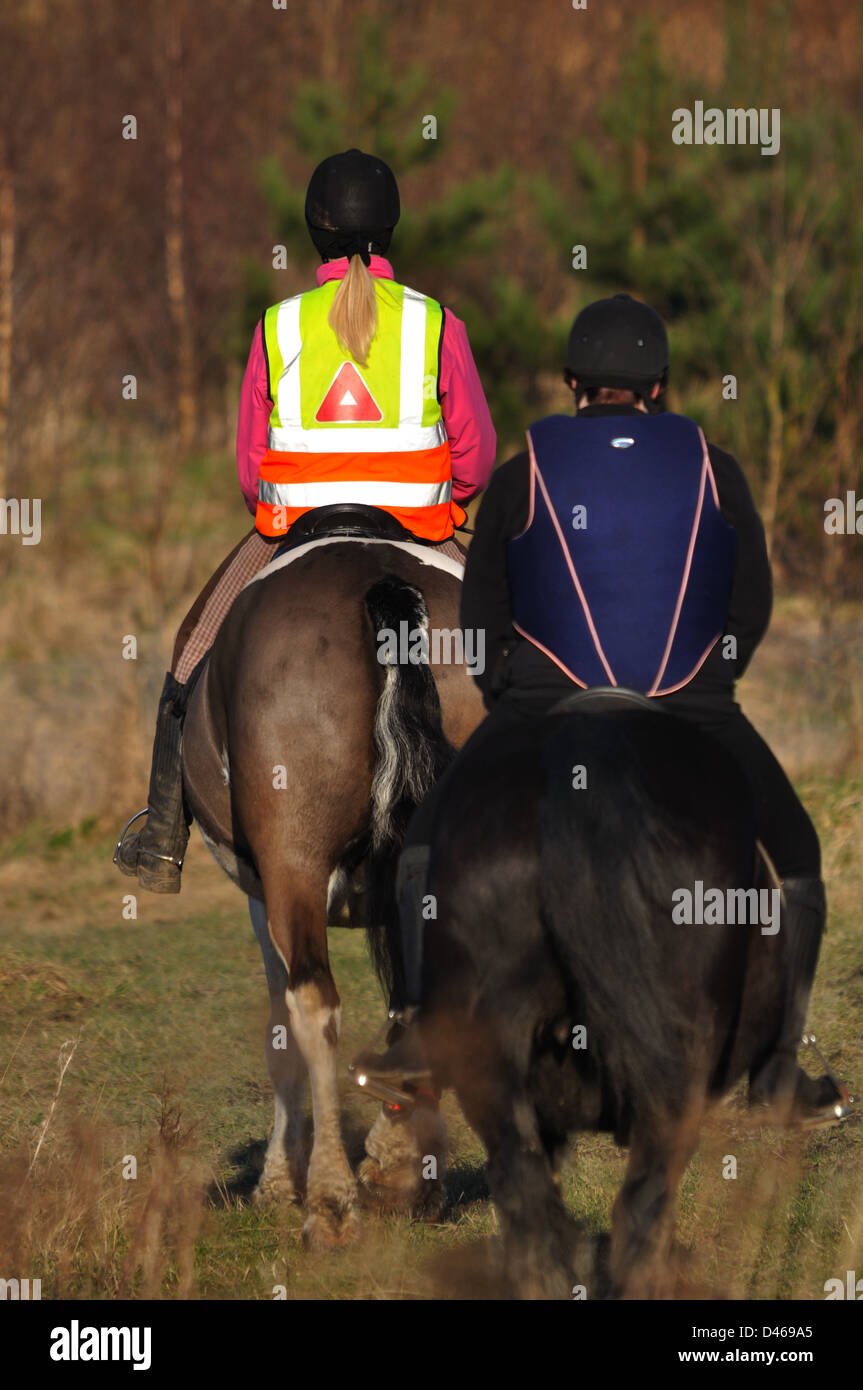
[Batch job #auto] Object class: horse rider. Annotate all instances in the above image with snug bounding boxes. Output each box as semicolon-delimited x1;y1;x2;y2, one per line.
355;292;850;1128
115;148;495;893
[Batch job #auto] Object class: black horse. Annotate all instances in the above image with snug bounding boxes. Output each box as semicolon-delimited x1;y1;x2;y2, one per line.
414;689;792;1299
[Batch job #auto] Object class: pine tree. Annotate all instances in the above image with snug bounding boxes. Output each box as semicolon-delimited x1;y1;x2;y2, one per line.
531;10;863;589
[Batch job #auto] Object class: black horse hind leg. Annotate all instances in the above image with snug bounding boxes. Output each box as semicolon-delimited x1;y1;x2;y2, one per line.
610;1104;702;1299
452;1026;577;1300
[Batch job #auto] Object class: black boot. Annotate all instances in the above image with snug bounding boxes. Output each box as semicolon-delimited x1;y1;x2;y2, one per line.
749;877;851;1126
114;673;191;894
350;845;433;1107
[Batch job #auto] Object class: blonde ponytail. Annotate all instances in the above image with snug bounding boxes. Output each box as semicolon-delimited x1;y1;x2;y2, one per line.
328;254;378;367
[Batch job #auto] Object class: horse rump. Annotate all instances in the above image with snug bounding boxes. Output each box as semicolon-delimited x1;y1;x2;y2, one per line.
419;705;758;1296
538;710;744;1128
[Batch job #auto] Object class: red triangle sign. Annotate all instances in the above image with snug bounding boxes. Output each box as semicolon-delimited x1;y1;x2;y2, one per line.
315;362;383;423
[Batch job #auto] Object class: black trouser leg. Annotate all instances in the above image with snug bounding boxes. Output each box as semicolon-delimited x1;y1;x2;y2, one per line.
658;693;820;878
138;672;191;889
659;687;838;1112
748;876;836;1111
396;845;432;1012
115;672;192;893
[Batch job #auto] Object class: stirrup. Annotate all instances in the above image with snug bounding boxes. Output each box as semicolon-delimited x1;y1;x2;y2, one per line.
799;1033;855;1127
349;1021;433;1112
114;809;185;872
113;808;149;866
387;1005;420;1027
348;1064;426;1111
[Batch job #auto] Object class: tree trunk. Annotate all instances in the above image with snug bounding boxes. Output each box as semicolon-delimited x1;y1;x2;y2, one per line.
0;148;14;501
760;161;786;561
631;136;647;256
320;0;343;83
821;322;859;616
224;356;241;452
164;5;195;457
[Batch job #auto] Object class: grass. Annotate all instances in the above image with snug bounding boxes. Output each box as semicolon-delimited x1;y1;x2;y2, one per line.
0;771;860;1299
0;474;861;1298
0;840;500;1300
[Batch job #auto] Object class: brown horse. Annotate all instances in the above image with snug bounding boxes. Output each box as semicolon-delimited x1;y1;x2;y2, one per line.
181;527;483;1248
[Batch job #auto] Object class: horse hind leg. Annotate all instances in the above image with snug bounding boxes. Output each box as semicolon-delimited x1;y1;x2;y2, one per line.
249;897;306;1205
455;1037;576;1299
610;1105;702;1299
489;1096;576;1299
262;867;359;1250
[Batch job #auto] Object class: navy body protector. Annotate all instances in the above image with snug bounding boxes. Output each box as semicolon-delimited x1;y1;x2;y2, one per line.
507;413;736;695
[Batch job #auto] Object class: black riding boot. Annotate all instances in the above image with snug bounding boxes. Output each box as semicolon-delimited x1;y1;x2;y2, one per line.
114;672;191;894
350;844;433;1106
749;877;850;1125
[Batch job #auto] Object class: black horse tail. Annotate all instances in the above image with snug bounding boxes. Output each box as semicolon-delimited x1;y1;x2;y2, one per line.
539;717;697;1123
362;574;454;1000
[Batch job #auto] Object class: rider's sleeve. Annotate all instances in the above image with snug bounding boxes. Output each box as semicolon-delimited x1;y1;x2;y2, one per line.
460;452;530;701
236;318;272;517
438;309;496;504
708;443;773;678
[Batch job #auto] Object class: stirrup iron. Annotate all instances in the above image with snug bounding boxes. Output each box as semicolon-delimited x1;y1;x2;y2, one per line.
113;808;148;866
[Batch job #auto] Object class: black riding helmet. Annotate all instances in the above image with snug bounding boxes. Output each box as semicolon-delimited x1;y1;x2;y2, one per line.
565;293;669;399
305;149;400;266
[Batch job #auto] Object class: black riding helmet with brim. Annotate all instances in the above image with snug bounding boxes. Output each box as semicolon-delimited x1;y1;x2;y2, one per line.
565;293;669;406
305;148;400;266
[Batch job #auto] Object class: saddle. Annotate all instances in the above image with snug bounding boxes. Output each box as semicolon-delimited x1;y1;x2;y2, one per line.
273;504;421;560
549;685;657;716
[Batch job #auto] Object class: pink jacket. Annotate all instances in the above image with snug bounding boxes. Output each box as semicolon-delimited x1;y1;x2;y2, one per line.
236;256;496;516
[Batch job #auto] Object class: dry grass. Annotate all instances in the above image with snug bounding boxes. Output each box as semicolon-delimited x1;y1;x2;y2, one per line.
0;479;861;1299
0;1082;208;1300
0;819;858;1301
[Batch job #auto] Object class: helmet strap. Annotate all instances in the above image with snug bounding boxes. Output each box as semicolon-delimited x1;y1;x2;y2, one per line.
308;223;392;266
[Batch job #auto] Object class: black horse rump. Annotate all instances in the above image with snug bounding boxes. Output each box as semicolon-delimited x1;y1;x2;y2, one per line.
418;703;785;1297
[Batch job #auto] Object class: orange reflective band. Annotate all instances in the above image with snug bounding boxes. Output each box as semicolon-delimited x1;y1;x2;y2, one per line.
255;443;463;542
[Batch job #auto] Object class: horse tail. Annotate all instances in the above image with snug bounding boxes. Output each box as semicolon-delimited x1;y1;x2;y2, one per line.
362;574;455;999
539;717;697;1122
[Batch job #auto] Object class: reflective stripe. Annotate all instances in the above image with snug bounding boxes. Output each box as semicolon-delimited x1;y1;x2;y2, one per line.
259;280;452;541
274;296;302;432
399;289;426;428
267;420;447;453
259;479;452;508
265;282;447;449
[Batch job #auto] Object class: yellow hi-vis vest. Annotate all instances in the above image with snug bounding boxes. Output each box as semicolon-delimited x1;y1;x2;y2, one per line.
257;277;464;541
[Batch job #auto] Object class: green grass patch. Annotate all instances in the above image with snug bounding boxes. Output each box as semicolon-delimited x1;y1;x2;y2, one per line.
0;829;860;1300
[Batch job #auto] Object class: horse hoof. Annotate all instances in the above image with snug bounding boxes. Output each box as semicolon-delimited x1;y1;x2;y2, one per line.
357;1156;419;1211
414;1180;447;1224
253;1171;300;1207
302;1204;360;1252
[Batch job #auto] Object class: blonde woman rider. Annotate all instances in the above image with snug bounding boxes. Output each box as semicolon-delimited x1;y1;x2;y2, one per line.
115;149;495;893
